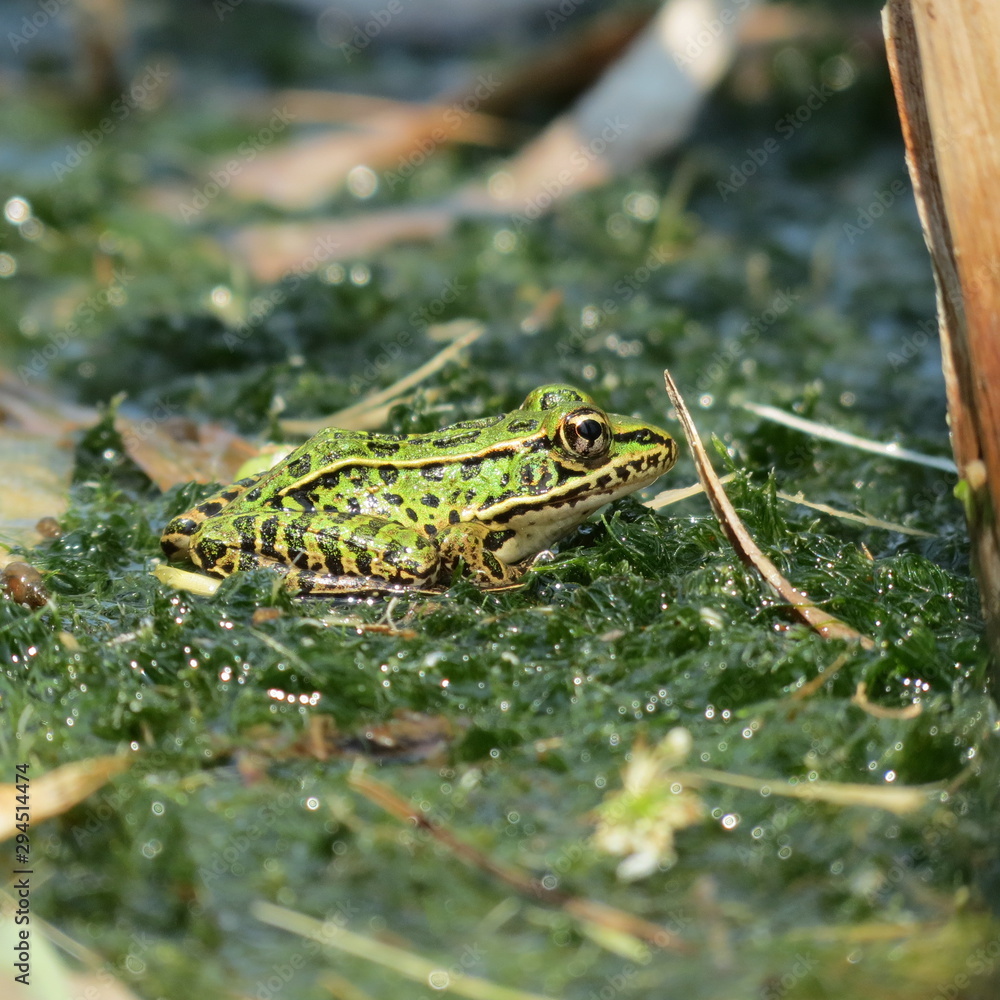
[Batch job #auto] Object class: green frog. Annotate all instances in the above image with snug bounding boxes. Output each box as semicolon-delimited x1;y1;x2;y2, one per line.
160;385;677;596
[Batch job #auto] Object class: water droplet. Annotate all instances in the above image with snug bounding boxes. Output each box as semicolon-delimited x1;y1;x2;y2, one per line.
4;197;30;224
347;164;378;199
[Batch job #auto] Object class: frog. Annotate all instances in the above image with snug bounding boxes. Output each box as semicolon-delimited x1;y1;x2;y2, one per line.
160;384;677;597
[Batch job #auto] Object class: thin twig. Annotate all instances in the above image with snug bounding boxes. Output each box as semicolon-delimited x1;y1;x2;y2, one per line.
786;652;852;702
670;768;934;815
281;321;484;434
851;681;922;720
349;770;693;954
663;370;875;649
740;400;956;473
776;491;935;537
254;902;551;1000
644;473;737;509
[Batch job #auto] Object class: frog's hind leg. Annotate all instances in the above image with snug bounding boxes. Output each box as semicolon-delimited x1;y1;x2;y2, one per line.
161;474;266;560
189;512;448;597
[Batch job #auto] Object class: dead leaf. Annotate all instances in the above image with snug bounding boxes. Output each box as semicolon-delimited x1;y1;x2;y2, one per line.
350;770;693;953
0;756;130;842
786;651;853;702
229;209;453;283
474;7;654;117
115;414;257;491
776;490;936;537
219;103;511;213
0;430;74;554
66;974;144;1000
151;563;222;597
456;0;755;214
255;901;555;1000
264;88;509;142
280;320;483;435
0;368;96;436
741;400;957;473
335;711;457;763
672;767;934;815
0;368;94;552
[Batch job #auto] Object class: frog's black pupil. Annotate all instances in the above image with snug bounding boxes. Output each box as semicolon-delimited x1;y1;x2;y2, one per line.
577;419;603;442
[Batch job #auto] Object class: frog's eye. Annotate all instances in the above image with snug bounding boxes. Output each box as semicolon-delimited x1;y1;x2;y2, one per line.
559;410;611;459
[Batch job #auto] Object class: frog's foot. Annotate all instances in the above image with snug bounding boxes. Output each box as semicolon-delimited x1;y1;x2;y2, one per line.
434;523;529;589
279;568;446;599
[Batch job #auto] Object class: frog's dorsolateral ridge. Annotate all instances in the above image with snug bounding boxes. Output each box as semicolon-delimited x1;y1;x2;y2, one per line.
160;385;677;596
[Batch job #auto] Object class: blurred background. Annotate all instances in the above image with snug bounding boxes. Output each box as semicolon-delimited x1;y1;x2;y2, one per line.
0;0;938;441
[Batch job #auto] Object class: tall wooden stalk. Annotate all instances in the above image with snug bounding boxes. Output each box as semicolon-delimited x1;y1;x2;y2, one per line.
883;0;1000;687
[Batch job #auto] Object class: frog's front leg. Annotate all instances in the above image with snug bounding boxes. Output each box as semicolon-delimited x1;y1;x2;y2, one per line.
161;473;267;561
185;511;452;596
433;522;530;590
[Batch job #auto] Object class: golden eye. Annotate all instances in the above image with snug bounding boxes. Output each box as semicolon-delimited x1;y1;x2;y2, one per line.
559;409;611;458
